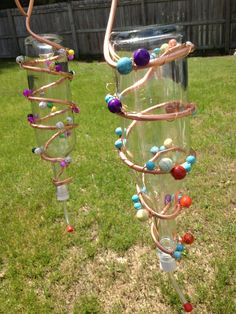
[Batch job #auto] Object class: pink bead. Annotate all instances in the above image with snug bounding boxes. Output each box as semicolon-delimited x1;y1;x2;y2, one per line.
60;160;67;168
68;55;74;61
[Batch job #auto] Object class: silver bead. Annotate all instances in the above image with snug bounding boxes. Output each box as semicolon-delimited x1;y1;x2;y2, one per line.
39;101;47;109
16;55;24;64
65;156;72;164
34;147;43;155
56;121;64;129
66;117;73;124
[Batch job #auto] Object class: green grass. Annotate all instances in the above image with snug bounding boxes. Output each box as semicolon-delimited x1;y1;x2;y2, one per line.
0;56;235;313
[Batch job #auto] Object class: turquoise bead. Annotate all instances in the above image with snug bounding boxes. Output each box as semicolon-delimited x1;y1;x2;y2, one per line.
105;94;113;103
115;127;123;136
182;162;192;172
134;202;142;210
159;145;166;151
117;57;133;75
153;48;161;54
150;146;159;154
146;160;155;170
132;194;139;203
173;251;182;260
115;139;123;149
176;243;185;252
186;155;196;164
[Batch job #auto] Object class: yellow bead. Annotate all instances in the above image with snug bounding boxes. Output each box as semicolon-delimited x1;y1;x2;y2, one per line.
136;209;149;222
68;49;74;56
51;106;57;113
160;43;169;53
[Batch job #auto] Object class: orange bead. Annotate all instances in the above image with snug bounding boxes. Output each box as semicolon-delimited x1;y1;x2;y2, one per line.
179;195;192;207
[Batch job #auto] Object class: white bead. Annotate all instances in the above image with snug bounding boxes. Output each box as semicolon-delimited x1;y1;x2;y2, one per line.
56;121;64;129
65;156;72;163
158;158;173;172
136;209;149;222
186;41;192;46
164;138;173;148
39;101;47;109
35;147;43;155
16;55;24;64
66;117;73;124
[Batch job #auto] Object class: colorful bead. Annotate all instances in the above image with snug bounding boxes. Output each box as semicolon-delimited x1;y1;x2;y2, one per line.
171;165;187;180
56;121;64;129
133;48;150;66
23;89;32;97
159;145;166;151
66;117;73;124
168;39;177;48
55;64;62;72
158;158;173;172
51;106;57;113
68;49;75;56
108;98;122;113
132;194;139;203
164;194;172;205
182;162;192;172
146;160;155;170
183;303;193;312
153;48;161;54
150;146;159;154
39;101;47;109
134;202;142;210
182;232;194;245
27;114;35;124
115;139;123;149
66;225;74;233
136;209;149;221
176;243;185;252
72;106;80;113
116;57;133;75
173;251;182;260
160;43;169;53
115;127;123;136
59;133;65;138
186;155;196;164
179;195;192;208
47;102;53;109
60;160;67;167
163;138;173;148
105;94;114;103
68;55;74;61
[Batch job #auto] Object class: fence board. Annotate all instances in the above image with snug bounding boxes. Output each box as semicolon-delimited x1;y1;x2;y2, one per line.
0;0;235;58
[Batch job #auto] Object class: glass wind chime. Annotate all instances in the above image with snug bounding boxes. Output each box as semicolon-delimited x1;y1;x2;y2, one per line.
103;0;197;312
15;0;79;232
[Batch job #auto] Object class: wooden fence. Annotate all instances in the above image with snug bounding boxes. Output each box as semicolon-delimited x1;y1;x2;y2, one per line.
0;0;235;58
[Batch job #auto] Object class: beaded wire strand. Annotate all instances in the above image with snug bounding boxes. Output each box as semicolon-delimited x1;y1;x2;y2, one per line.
15;0;79;232
103;0;197;312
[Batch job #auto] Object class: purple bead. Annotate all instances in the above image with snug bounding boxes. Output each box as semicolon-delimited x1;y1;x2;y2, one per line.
108;98;122;113
23;89;32;97
72;106;80;113
27;114;35;123
133;48;150;66
60;160;67;168
164;194;172;205
68;55;74;61
55;64;62;72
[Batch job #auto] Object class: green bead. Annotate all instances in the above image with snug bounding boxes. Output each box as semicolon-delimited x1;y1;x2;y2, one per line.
59;133;65;138
47;102;53;109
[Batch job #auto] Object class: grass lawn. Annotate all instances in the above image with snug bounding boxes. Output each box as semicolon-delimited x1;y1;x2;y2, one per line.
0;56;235;314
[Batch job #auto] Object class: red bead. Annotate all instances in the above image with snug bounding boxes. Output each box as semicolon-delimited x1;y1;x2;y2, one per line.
183;303;193;312
66;225;74;233
179;195;192;208
182;232;194;245
171;165;186;180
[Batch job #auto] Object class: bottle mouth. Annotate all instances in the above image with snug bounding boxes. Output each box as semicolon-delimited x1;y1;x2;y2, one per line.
25;34;63;57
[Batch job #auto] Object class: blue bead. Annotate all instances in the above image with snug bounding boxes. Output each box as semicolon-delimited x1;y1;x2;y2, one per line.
146;160;155;170
105;94;113;103
134;202;142;210
115;127;123;136
132;194;139;203
141;186;147;193
186;155;196;164
115;139;123;149
153;48;161;54
159;145;166;151
182;162;192;172
117;57;133;75
176;243;185;252
173;251;182;260
150;146;159;154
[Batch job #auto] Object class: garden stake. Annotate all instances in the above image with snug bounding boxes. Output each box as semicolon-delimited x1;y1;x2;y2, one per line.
15;0;79;232
103;0;197;311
